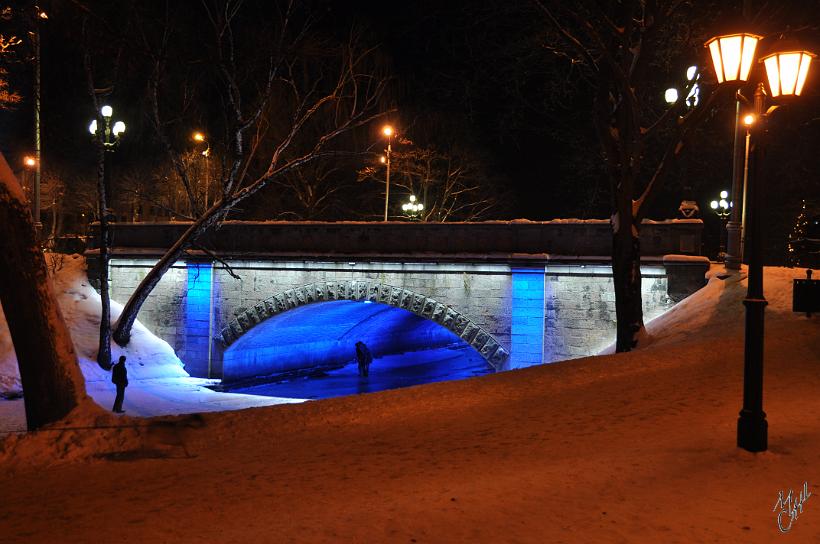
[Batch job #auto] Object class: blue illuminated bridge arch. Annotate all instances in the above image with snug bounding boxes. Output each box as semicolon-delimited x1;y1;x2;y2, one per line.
219;281;510;381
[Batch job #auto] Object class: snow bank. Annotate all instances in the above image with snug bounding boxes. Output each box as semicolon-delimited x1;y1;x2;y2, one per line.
0;254;187;394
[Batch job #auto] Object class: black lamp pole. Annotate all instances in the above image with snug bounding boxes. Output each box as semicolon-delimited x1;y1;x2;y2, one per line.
737;82;768;452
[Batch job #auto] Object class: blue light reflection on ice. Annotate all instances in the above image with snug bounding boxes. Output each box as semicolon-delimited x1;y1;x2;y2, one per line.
223;300;492;399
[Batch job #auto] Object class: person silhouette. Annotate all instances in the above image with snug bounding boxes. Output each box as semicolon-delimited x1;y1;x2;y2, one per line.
355;341;373;377
111;355;129;413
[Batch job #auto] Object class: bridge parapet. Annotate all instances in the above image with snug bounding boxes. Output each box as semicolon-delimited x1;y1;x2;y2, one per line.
90;219;702;259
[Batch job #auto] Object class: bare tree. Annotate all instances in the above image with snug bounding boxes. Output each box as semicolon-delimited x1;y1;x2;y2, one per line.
0;153;87;430
359;139;509;221
112;0;389;346
530;1;734;351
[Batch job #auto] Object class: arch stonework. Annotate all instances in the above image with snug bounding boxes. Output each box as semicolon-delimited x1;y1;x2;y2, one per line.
220;280;510;370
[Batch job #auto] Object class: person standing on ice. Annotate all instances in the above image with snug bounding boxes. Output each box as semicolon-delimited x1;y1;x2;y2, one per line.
355;341;373;377
111;355;129;413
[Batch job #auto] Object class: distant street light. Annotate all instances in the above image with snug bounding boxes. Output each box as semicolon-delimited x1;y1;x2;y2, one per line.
706;30;815;452
401;194;424;220
382;125;394;221
710;190;731;260
22;155;36;205
664;65;700;107
192;131;211;207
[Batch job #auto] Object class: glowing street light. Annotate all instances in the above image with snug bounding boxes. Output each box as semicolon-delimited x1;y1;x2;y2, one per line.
192;131;212;207
705;30;815;452
710;190;731;261
88;104;126;213
665;65;700;107
381;125;394;221
401;194;424;220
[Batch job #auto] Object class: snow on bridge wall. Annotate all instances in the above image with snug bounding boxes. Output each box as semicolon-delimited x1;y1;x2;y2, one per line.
106;257;707;380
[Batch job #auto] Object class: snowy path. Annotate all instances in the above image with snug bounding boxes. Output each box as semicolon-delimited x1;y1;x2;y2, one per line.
0;267;818;543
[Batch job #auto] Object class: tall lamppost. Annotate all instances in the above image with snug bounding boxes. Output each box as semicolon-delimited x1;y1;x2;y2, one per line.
705;31;815;452
710;190;731;260
382;125;394;221
88;105;125;370
29;6;48;236
192;131;211;208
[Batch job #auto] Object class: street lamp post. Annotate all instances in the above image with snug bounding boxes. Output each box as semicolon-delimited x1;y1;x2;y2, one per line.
705;32;815;452
710;190;731;260
89;105;126;209
401;194;424;221
31;6;48;236
88;105;125;370
193;131;211;208
382;125;394;221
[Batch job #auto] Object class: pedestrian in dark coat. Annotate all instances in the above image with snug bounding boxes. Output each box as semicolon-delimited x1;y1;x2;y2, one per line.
112;355;128;413
355;341;373;377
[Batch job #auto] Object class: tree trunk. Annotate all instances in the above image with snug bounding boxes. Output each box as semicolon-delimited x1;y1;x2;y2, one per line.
97;146;112;370
112;204;224;346
612;217;644;352
0;153;87;430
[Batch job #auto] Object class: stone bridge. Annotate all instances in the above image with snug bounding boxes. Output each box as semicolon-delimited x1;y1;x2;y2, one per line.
89;220;708;382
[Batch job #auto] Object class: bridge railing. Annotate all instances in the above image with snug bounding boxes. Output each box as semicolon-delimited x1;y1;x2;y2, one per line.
88;220;702;259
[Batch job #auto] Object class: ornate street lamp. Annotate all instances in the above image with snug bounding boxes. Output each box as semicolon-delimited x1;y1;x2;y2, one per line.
705;31;815;452
401;194;424;220
705;33;761;83
382;125;394;221
710;190;731;260
88;104;125;370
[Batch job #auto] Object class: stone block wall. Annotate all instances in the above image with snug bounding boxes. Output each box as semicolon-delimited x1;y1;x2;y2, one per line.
211;261;513;358
104;257;703;379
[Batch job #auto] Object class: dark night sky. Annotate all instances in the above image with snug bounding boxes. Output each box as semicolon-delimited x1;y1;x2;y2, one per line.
1;0;819;251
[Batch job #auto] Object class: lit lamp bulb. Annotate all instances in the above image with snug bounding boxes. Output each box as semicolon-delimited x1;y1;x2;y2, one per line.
382;125;394;137
743;114;755;126
101;105;113;118
112;121;126;136
24;156;36;167
88;119;98;135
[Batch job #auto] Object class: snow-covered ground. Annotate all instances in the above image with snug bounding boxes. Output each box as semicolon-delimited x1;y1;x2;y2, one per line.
0;254;298;426
0;260;818;542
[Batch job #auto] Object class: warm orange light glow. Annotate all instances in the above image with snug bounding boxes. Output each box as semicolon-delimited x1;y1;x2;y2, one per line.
761;50;815;97
23;156;36;167
379;156;386;164
193;132;206;142
743;114;755;126
705;33;761;83
382;125;394;137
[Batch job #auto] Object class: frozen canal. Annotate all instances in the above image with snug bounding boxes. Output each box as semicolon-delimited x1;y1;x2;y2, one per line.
229;344;493;400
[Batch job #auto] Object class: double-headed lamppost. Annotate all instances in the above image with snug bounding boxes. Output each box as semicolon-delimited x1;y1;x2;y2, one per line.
382;125;394;221
710;190;731;260
705;31;815;452
192;131;211;208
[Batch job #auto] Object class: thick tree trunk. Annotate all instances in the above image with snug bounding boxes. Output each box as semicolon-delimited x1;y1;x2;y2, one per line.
0;154;87;430
612;217;644;352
